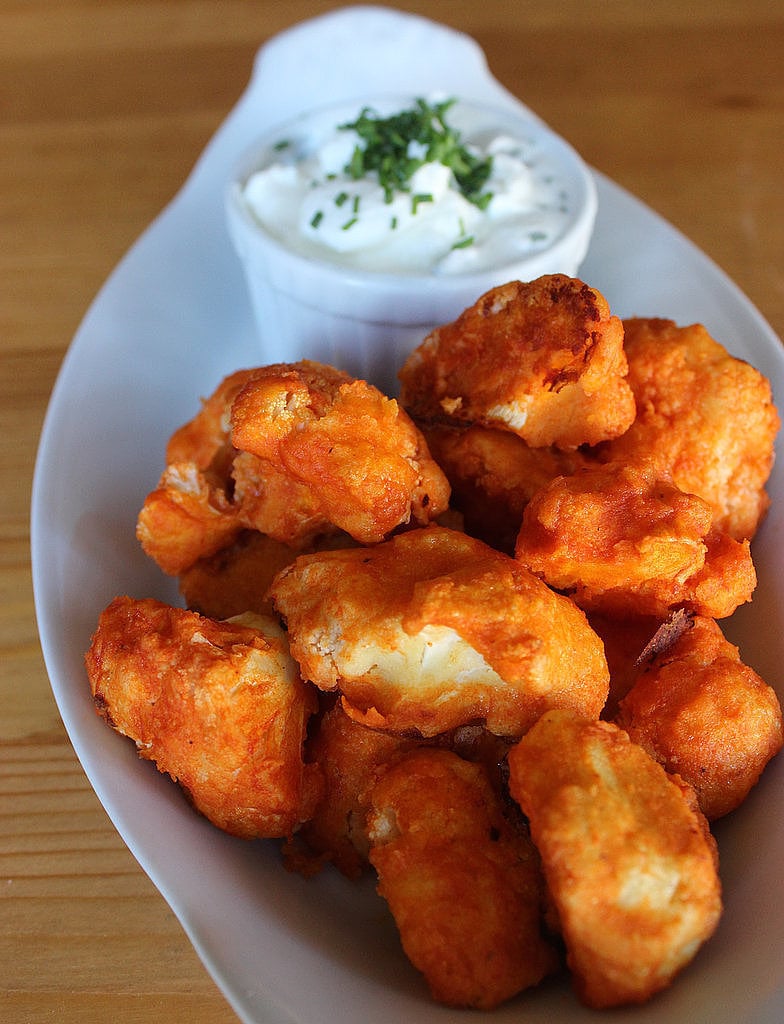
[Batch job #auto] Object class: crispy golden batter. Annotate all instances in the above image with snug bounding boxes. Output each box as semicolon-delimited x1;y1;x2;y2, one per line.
231;360;350;448
138;360;451;570
398;275;635;450
137;370;256;576
587;612;665;720
269;525;609;738
136;462;243;576
507;709;722;1009
293;702;419;879
179;529;298;619
230;360;450;546
367;748;558;1009
229;449;329;548
600;318;779;540
84;597;320;839
617;616;783;819
422;422;591;553
179;529;357;621
514;461;756;619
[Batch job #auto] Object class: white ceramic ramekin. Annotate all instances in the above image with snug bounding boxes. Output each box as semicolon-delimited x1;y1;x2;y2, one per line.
225;97;598;396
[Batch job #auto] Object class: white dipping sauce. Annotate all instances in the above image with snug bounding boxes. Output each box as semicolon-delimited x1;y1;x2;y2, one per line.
238;98;573;276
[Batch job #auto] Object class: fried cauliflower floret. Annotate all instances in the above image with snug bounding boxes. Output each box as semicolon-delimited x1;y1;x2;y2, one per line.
138;360;451;571
507;709;722;1009
230;360;450;546
398;275;636;450
367;748;558;1009
269;525;609;738
422;422;591;553
514;461;756;619
178;529;297;619
179;528;356;621
136;462;243;576
288;709;516;880
617;615;783;820
600;318;779;540
291;702;420;879
84;597;321;839
136;369;259;576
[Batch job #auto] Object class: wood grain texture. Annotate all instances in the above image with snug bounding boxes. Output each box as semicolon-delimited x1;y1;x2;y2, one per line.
2;2;782;1021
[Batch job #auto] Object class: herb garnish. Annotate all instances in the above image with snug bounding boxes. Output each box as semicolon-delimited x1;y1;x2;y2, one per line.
411;192;434;214
339;98;494;209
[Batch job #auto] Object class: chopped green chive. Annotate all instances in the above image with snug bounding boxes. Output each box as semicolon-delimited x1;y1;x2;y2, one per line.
342;217;358;231
411;192;434;214
310;210;324;228
273;139;291;151
451;234;475;250
338;98;494;209
347;147;364;180
335;191;349;207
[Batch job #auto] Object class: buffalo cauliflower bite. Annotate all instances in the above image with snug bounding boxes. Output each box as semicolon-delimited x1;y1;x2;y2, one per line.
599;318;779;541
289;706;517;880
367;747;559;1009
136;462;243;576
179;528;299;620
138;360;451;571
290;702;421;880
229;360;450;546
507;709;722;1009
422;422;592;553
84;596;321;839
617;615;783;820
179;528;356;622
514;461;756;619
398;275;636;450
268;525;609;738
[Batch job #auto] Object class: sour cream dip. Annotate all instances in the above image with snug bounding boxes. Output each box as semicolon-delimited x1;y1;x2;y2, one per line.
225;95;597;393
236;97;581;276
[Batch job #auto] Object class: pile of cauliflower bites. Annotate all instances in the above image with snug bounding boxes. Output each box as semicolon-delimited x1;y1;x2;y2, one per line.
85;274;782;1011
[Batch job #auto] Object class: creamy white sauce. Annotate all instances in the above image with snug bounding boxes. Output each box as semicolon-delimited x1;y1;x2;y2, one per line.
238;101;573;276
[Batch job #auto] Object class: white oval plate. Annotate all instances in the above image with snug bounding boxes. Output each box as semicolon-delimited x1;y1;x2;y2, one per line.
31;7;784;1024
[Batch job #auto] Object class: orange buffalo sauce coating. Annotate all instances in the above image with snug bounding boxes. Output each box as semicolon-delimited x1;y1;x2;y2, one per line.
617;615;783;820
508;709;722;1009
85;596;321;839
92;276;783;1013
367;748;558;1009
399;274;636;450
269;525;609;739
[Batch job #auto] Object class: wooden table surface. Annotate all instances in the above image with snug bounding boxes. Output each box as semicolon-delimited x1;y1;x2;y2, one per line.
3;1;783;1021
